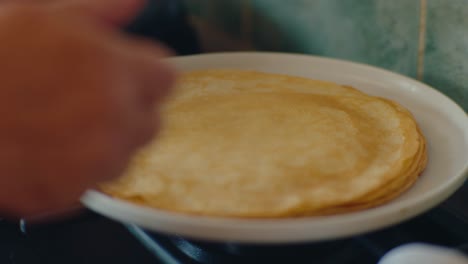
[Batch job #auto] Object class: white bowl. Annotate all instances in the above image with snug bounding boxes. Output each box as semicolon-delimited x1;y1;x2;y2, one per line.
82;52;468;244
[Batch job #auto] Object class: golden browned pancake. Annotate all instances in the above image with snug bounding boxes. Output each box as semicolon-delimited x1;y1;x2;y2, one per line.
101;70;427;218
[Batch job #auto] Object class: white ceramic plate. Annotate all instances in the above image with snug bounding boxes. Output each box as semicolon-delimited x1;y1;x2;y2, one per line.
81;52;468;244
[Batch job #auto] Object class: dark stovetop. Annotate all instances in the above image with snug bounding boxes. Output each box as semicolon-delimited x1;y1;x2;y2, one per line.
1;182;466;264
0;213;156;264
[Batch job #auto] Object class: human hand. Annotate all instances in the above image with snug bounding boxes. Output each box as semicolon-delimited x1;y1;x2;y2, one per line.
0;0;177;217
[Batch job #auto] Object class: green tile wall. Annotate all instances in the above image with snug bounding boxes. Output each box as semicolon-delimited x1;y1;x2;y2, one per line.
250;0;420;77
184;0;467;112
424;0;468;111
184;0;244;37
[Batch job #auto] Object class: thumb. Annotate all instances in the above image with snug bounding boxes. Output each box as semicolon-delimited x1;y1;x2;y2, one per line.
50;0;146;27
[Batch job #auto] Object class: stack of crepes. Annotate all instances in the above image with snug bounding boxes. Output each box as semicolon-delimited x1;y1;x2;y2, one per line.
101;69;427;218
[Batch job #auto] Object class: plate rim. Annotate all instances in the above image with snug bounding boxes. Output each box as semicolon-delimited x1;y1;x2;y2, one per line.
167;51;468;117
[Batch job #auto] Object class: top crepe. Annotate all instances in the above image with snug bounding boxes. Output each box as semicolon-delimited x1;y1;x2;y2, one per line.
101;70;427;218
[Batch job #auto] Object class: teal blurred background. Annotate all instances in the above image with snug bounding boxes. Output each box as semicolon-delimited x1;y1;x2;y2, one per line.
183;0;468;112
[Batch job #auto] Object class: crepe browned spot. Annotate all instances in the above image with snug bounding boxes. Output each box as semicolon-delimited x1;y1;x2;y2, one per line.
100;70;427;218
